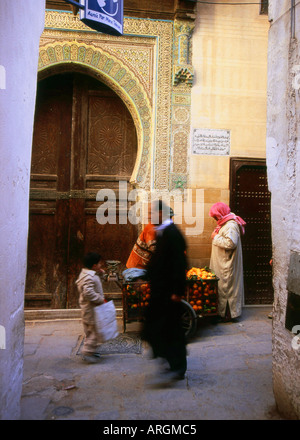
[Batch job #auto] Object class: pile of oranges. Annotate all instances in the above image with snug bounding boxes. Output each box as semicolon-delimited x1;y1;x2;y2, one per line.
123;282;151;317
186;267;218;315
187;281;217;314
186;267;217;280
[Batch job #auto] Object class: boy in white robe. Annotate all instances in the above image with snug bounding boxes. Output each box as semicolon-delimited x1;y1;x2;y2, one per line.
76;252;105;363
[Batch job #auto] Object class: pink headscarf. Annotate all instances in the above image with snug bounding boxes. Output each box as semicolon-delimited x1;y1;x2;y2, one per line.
209;202;246;235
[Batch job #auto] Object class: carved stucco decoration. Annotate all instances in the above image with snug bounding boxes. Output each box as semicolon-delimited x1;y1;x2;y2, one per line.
38;40;151;188
170;20;195;190
173;67;194;87
173;20;194;87
40;10;194;191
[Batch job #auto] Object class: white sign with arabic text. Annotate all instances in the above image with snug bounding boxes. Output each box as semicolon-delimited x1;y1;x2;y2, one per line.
192;128;230;156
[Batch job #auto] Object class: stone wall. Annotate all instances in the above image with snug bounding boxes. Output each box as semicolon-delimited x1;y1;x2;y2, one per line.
0;0;45;420
190;0;269;267
266;0;300;419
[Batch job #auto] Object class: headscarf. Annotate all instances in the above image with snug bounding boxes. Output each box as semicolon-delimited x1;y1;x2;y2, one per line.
209;202;246;235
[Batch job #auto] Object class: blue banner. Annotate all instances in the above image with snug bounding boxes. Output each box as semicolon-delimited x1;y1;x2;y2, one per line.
80;0;123;35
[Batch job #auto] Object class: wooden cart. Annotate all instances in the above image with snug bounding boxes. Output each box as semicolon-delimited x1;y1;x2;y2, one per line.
121;280;202;338
122;280;150;332
122;268;219;338
185;277;219;317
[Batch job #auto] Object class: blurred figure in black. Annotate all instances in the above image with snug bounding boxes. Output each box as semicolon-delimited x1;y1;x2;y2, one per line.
142;200;188;383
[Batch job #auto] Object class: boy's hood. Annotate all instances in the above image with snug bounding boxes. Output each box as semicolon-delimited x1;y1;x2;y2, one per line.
75;268;96;285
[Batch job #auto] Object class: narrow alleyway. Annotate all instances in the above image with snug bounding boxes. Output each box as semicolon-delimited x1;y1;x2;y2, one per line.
21;307;283;421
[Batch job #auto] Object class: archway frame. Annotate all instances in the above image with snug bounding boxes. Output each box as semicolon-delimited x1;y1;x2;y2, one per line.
38;40;152;187
40;10;194;192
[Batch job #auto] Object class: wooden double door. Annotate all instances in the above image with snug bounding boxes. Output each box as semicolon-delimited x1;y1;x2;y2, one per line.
25;73;138;309
230;159;273;305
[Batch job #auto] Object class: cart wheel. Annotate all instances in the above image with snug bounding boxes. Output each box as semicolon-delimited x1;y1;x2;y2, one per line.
181;299;197;339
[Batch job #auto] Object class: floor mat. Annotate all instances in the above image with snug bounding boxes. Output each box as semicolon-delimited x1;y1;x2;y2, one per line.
76;332;143;355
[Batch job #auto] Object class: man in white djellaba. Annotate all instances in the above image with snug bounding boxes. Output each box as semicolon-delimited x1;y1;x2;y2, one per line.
209;202;246;322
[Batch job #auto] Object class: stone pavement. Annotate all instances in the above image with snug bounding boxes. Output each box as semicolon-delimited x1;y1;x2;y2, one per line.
20;306;284;421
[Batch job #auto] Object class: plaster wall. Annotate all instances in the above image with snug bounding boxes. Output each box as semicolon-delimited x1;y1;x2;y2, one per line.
188;0;269;267
0;0;45;419
266;0;300;420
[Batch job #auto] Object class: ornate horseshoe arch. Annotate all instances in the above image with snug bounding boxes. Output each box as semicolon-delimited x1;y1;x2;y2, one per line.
38;41;152;187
